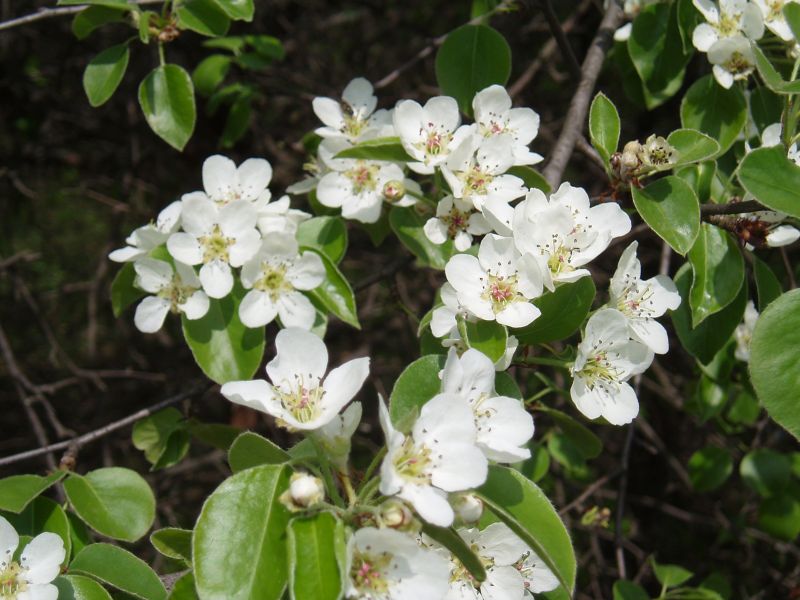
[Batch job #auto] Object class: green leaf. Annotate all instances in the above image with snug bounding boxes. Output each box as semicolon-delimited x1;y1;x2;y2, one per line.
676;0;703;53
54;574;113;600
613;580;650;600
181;281;265;385
72;6;126;40
71;543;167;600
150;528;192;562
757;492;800;541
209;0;255;21
194;465;291;600
287;513;345;600
67;511;91;560
334;137;413;162
168;572;198;600
297;216;348;264
652;559;693;588
688;447;734;492
0;471;65;513
547;433;587;474
388;354;446;431
589;92;621;164
192;54;232;96
517;443;550;483
752;255;782;311
188;420;241;450
752;45;800;94
632;175;700;255
83;43;129;107
667;129;720;167
785;3;800;39
303;248;360;329
477;466;576;593
740;449;791;497
138;64;196;151
462;320;507;363
389;205;455;270
228;431;291;473
538;407;602;459
750;86;783;133
680;74;746;155
63;467;155;542
512;278;595;344
220;93;253;148
671;263;748;364
3;497;71;565
676;161;716;203
495;371;522;400
420;524;486;582
506;166;551;194
738;146;800;219
688;224;744;326
132;407;188;469
435;24;511;115
176;0;230;36
111;262;143;317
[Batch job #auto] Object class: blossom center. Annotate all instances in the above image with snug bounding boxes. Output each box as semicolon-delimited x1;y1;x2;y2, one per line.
276;378;324;424
393;437;432;484
577;351;624;391
0;562;26;598
723;51;753;77
482;274;520;313
157;275;199;311
253;262;293;301
546;244;575;276
345;163;379;195
342;110;367;139
462;167;493;196
616;283;655;318
417;123;452;160
351;552;391;594
717;12;741;36
443;208;470;237
449;547;495;589
198;225;233;263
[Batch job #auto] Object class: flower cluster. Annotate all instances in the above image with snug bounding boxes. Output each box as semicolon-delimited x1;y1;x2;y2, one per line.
0;516;65;600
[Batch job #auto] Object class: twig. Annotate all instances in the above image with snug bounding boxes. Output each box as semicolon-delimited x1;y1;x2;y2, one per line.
700;199;764;216
0;251;40;271
0;384;209;468
0;0;162;33
538;0;582;81
615;420;635;579
542;2;622;189
559;468;623;516
354;255;414;292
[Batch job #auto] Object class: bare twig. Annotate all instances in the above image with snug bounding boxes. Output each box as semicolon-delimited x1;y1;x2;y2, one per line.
559;468;623;516
0;0;162;33
700;199;764;216
615;419;635;579
542;2;622;189
538;0;582;81
354;255;414;292
0;251;40;271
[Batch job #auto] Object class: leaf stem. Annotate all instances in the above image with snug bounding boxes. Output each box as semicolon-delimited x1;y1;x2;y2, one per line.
158;42;166;66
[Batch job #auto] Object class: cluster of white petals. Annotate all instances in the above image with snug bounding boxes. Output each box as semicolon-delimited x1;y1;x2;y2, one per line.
0;516;65;600
735;300;760;361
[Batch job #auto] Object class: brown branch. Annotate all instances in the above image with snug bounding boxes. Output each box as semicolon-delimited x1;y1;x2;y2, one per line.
0;0;162;33
354;255;414;292
700;199;764;216
615;419;635;579
538;0;582;81
559;468;623;516
542;2;622;189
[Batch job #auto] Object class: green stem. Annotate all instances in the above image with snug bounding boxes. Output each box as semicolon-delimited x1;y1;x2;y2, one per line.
311;438;345;508
356;477;382;504
516;356;572;369
358;447;386;494
340;471;357;507
158;42;166;66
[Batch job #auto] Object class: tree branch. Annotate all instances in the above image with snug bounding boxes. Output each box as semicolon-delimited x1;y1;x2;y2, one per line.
0;0;162;33
700;199;764;216
538;0;581;81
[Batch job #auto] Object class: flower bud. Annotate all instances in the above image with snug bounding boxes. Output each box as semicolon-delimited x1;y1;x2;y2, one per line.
382;180;406;203
378;499;416;531
280;472;324;512
452;493;483;524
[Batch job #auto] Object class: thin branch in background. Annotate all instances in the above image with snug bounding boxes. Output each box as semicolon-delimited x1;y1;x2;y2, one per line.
615;419;635;579
354;255;414;292
559;468;623;516
537;0;582;81
700;199;765;216
0;0;162;33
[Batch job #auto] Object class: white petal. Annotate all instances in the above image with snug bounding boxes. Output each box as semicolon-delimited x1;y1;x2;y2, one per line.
167;233;203;265
424;218;449;245
400;485;454;527
288;252;326;290
0;517;19;564
221;379;275;413
277;292;317;330
18;584;59;600
316;173;351;208
202;155;238;201
312;97;345;131
219;200;257;238
228;229;261;267
425;96;460;132
321;356;371;416
178;291;210;320
767;225;800;247
237;158;273;202
692;23;719;52
342;77;377;116
630;318;670;354
267;327;328;387
496;302;540;328
181;194;218;236
134;296;171;333
239;290;278;328
134;258;172;293
199;260;234;299
20;532;65;584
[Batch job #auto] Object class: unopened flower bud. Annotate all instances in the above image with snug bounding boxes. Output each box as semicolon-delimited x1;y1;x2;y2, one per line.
382;180;406;203
280;472;324;512
378;499;416;530
452;493;483;524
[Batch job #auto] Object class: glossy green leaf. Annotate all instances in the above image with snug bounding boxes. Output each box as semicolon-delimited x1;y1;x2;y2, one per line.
420;524;486;582
54;574;113;600
297;216;348;264
547;433;587;475
518;443;550;483
132;407;188;469
67;511;91;560
72;6;126;39
688;224;744;326
389;354;446;431
589;92;620;164
785;2;800;39
757;492;800;541
182;282;265;385
462;320;507;363
389;206;455;270
210;0;254;21
63;467;155;542
168;572;198;600
752;45;800;94
750;86;783;133
192;54;232;96
613;580;649;600
740;449;791;496
0;471;65;513
495;371;522;400
220;93;253;148
506;166;551;194
303;248;360;329
738;146;800;219
334;137;413;162
287;513;345;600
228;431;291;473
435;24;511;114
632;175;700;255
676;0;703;52
667;129;720;166
652;559;693;588
151;528;192;562
680;74;746;155
138;64;196;151
83;44;129;107
752;255;782;311
688;446;733;492
4;497;71;565
512;278;595;344
477;466;576;593
71;543;167;600
194;465;291;600
538;407;602;459
188;421;240;450
176;0;230;36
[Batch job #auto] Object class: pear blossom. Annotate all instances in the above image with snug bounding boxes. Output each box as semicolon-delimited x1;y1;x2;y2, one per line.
313;77;393;143
708;36;757;88
424;196;492;252
441;135;526;212
511;184;631;290
0;516;65;600
393;96;473;173
167;196;261;299
281;472;325;511
379;394;487;527
735;300;759;361
609;242;682;354
109;201;182;262
517;548;560;594
132;258;209;333
256;194;311;236
430;283;469;339
221;328;370;431
451;493;484;524
441;329;519;372
472;85;543;165
610;0;661;41
287;140;336;195
753;0;800;40
441;348;534;462
692;0;764;53
571;309;654;425
200;155;273;206
639;134;678;169
238;234;325;329
445;234;544;328
312;402;363;470
757;122;800;166
346;527;449;600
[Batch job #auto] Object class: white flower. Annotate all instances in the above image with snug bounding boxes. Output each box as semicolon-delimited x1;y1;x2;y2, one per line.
0;516;65;600
441;348;534;462
379;394;487;527
451;493;484;524
167;196;261;299
708;36;756;88
424;196;492;251
312;402;362;470
512;183;631;290
472;85;543;166
238;234;325;329
346;527;449;600
256;195;310;236
201;154;273;206
133;258;209;333
609;242;681;354
517;548;560;594
445;234;544;328
313;78;393;143
221;328;370;431
109;201;182;262
440;329;519;372
441;135;526;211
692;0;764;52
753;0;800;40
735;300;759;361
570;309;654;425
430;283;469;339
393;97;473;173
281;472;325;511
